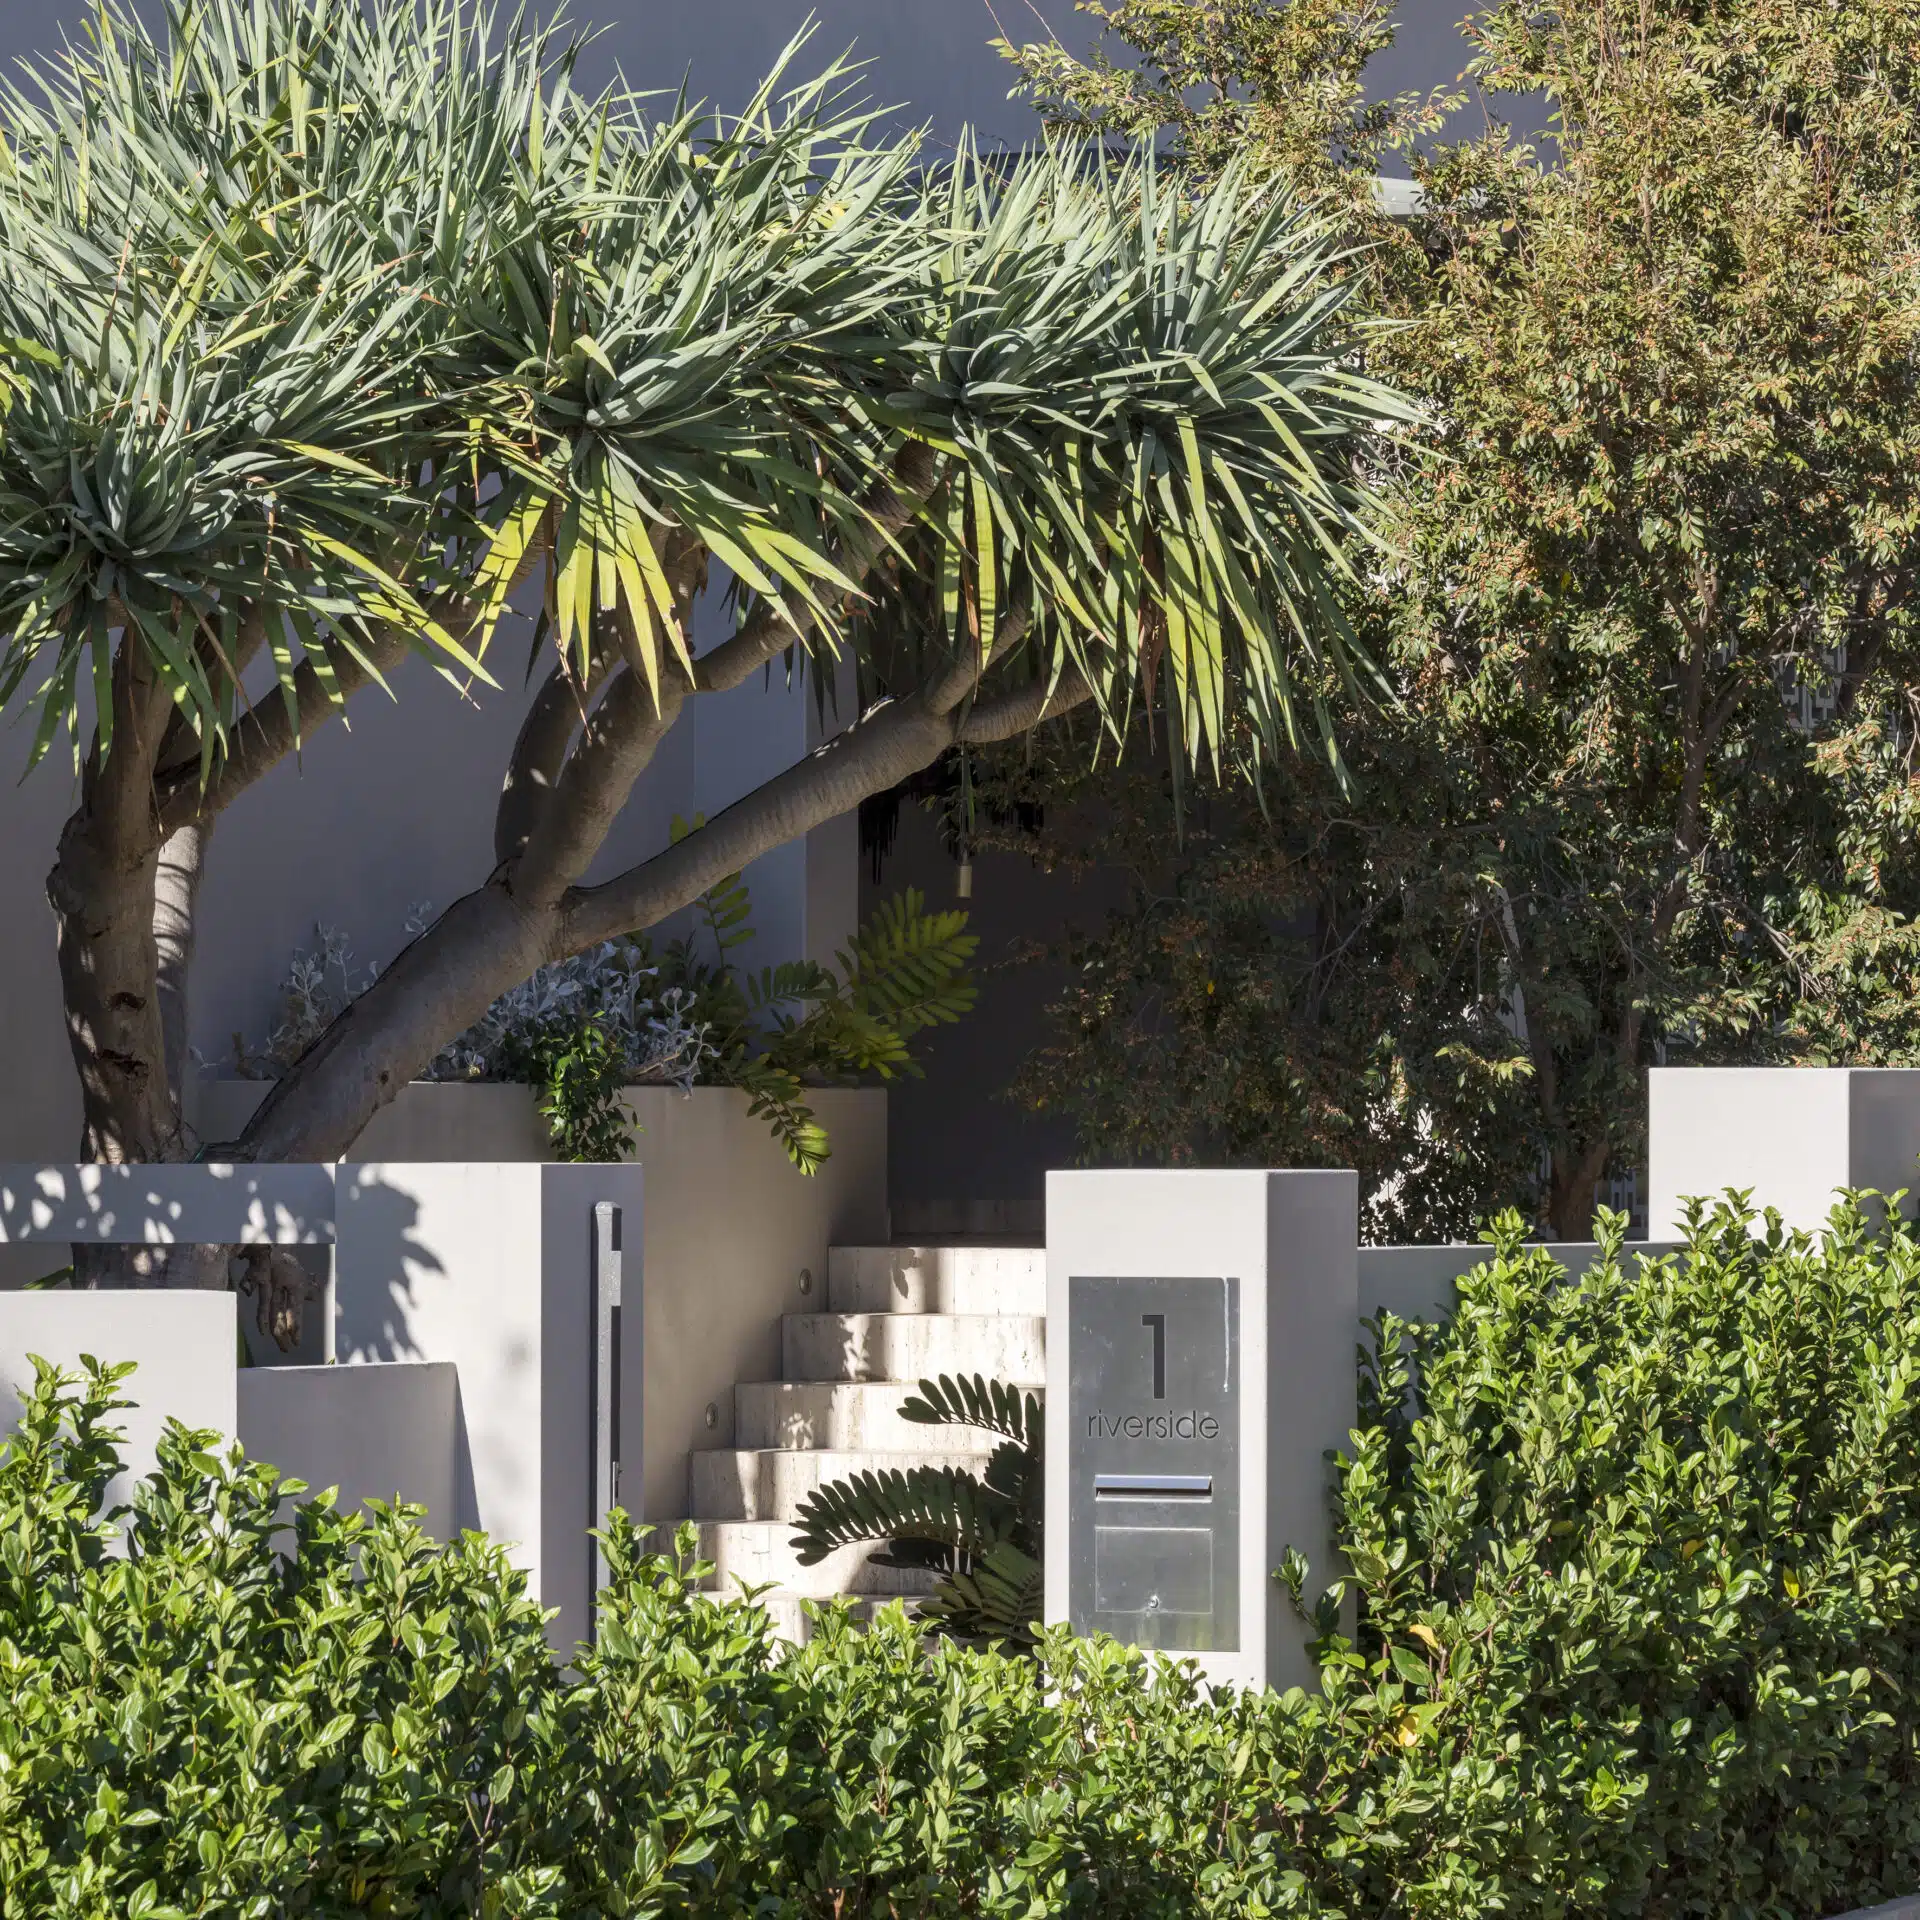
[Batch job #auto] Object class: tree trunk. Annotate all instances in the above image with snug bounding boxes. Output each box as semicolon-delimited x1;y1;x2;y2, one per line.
235;880;556;1163
153;818;210;1103
47;758;177;1162
49;783;192;1286
47;645;229;1287
1546;1135;1612;1242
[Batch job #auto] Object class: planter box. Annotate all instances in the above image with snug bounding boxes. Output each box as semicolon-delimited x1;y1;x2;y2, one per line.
190;1081;887;1520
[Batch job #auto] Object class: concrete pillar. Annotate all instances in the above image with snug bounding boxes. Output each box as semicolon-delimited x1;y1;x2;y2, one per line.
333;1161;644;1654
1647;1068;1920;1237
1044;1169;1358;1694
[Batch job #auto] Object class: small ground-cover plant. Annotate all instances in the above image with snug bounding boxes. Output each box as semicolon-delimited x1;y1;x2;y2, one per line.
236;850;975;1166
10;1194;1920;1916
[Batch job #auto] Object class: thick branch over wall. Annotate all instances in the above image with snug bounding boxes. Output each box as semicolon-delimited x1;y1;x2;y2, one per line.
234;596;1074;1163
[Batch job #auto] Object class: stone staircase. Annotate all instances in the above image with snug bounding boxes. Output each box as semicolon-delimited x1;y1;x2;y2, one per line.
661;1243;1046;1641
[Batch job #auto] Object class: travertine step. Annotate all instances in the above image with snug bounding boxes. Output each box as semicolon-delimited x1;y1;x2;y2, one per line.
650;1520;942;1599
828;1245;1046;1316
735;1379;1003;1453
782;1311;1046;1386
691;1446;989;1523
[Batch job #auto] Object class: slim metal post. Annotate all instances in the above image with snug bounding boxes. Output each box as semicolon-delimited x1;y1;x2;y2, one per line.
590;1200;622;1630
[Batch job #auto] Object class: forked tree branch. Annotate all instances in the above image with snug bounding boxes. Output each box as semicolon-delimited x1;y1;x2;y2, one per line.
499;535;708;874
558;688;961;948
960;668;1092;743
559;599;1076;949
925;593;1034;714
495;644;619;867
512;661;690;908
228;588;1085;1163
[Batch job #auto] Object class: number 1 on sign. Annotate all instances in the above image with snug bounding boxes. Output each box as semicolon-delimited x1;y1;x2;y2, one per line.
1142;1313;1166;1399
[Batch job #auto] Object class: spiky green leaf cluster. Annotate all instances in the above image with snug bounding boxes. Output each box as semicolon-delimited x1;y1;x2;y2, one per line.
0;0;1402;781
793;1372;1044;1646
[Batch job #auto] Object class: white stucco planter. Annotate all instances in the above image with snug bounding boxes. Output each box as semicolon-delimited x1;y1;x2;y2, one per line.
188;1080;886;1520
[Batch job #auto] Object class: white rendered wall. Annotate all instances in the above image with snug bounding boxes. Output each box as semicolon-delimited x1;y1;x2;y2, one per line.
237;1360;459;1541
333;1163;567;1631
0;1291;238;1516
1647;1068;1920;1236
197;1080;886;1521
0;1162;336;1250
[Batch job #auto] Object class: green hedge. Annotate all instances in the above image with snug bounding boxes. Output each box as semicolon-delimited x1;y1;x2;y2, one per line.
4;1198;1920;1916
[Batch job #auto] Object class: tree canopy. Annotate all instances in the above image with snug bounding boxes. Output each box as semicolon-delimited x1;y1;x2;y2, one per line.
994;0;1920;1237
0;0;1405;1165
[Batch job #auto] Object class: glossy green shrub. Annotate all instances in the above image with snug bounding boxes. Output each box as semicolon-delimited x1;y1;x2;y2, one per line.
0;1360;1361;1917
1336;1199;1920;1916
8;1194;1920;1918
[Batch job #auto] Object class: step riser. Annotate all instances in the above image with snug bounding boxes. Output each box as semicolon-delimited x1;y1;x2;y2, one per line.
735;1381;1007;1453
828;1246;1046;1316
690;1448;992;1523
648;1521;942;1598
782;1313;1045;1386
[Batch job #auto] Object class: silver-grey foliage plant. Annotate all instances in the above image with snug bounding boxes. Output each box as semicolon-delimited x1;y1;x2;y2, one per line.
234;919;713;1090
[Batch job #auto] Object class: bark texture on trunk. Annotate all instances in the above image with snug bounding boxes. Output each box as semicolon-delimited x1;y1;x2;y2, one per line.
153;819;210;1102
46;647;181;1166
48;645;220;1287
1547;1136;1613;1244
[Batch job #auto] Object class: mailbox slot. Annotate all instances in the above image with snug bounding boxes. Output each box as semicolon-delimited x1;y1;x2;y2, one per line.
1094;1473;1213;1499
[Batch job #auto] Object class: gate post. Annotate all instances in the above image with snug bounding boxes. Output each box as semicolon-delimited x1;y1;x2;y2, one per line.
1045;1169;1358;1694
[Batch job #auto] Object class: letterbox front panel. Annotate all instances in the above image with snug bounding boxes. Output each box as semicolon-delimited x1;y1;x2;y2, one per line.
1068;1275;1239;1651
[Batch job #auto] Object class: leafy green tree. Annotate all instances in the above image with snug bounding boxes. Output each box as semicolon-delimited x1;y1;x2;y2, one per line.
0;0;1402;1211
997;0;1920;1237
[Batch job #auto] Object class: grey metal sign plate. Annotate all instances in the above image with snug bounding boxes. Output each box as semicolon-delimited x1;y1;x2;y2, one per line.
1068;1274;1239;1652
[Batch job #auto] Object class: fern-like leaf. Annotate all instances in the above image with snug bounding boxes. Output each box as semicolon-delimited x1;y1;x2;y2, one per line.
901;1372;1040;1447
727;1054;829;1174
838;888;978;1038
789;1465;1022;1566
745;960;837;1013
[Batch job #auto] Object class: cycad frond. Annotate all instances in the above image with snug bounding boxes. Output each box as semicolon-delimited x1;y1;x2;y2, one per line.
789;1464;1023;1567
915;1540;1045;1647
901;1372;1040;1448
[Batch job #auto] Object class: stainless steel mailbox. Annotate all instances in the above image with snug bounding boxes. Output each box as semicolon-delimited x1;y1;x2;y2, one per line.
1067;1274;1239;1652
